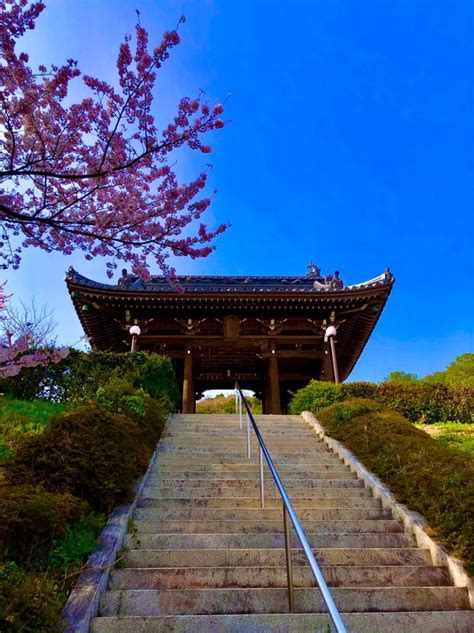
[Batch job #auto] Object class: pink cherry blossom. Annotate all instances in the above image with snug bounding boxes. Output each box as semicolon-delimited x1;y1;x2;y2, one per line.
0;1;228;280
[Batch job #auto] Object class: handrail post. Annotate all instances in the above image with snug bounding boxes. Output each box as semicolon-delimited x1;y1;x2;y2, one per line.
246;411;251;459
283;505;295;613
259;445;265;509
239;392;243;430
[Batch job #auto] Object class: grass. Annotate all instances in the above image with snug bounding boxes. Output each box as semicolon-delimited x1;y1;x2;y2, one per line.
416;422;474;457
0;397;67;461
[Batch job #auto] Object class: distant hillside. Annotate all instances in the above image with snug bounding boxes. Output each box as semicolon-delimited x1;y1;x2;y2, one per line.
196;393;262;415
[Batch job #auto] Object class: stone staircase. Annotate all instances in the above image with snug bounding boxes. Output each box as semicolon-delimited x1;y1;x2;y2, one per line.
91;413;473;632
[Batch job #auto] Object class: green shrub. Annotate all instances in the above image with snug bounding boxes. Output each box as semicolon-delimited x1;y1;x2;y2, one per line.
6;405;146;513
48;513;106;573
0;485;87;564
95;377;167;461
288;379;473;424
340;381;377;399
288;380;343;414
0;562;64;633
376;382;473;424
0;398;68;457
0;350;179;409
316;399;474;572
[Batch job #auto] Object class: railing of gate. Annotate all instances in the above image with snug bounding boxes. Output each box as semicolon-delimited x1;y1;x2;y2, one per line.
235;383;347;633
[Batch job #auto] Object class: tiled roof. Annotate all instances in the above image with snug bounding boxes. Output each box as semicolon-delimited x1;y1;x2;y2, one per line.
65;267;394;294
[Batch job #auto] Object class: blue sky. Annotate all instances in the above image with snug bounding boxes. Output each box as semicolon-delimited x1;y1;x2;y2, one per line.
7;0;473;381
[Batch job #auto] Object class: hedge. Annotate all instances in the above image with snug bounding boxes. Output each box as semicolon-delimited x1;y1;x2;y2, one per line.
288;379;473;424
316;399;474;572
0;349;180;409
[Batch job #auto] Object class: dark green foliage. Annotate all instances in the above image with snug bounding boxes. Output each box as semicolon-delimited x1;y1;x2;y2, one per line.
423;353;474;388
384;370;419;383
339;381;377;399
0;398;67;458
0;485;87;564
288;380;343;414
0;443;15;462
316;400;474;572
0;563;65;632
376;382;473;424
6;405;146;512
288;379;473;423
1;349;179;409
48;514;106;573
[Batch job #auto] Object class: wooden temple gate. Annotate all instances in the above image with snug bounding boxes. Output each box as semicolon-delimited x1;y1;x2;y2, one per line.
66;266;394;414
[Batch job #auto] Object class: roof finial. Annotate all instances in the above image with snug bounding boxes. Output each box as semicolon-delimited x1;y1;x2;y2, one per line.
307;262;321;278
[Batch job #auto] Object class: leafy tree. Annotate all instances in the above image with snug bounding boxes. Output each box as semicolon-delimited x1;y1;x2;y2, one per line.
423;353;474;388
384;370;418;383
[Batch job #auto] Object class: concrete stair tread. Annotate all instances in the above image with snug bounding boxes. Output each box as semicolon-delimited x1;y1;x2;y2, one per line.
108;565;451;589
133;507;392;520
99;586;470;616
124;547;433;567
132;519;403;534
123;533;416;549
91;612;474;633
137;497;384;509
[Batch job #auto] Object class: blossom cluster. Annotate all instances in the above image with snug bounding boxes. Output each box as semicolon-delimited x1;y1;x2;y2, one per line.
0;1;228;279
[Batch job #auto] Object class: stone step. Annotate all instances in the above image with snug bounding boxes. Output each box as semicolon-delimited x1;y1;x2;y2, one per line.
132;519;403;535
156;449;333;457
146;479;361;490
137;497;383;509
147;471;356;481
146;479;363;490
124;546;433;568
90;611;474;633
154;457;340;465
99;586;470;617
141;488;373;500
160;437;319;444
151;463;348;474
109;565;450;590
123;532;415;550
162;434;318;441
141;487;374;500
133;507;392;522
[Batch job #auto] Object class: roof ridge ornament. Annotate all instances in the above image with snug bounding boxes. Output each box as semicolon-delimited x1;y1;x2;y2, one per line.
312;269;344;291
307;262;321;278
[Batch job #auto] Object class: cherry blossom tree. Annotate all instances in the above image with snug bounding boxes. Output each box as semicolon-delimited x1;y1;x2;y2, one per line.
0;281;68;378
0;0;227;282
0;0;227;376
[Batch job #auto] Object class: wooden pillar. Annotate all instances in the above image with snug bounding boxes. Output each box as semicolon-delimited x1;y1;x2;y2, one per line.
269;343;281;414
182;347;194;414
264;380;272;414
321;341;334;381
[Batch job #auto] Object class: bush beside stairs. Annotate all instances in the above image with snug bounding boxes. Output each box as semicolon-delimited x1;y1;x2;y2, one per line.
91;413;474;632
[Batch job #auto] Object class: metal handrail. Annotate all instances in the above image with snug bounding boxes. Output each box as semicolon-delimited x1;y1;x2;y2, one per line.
235;383;347;633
